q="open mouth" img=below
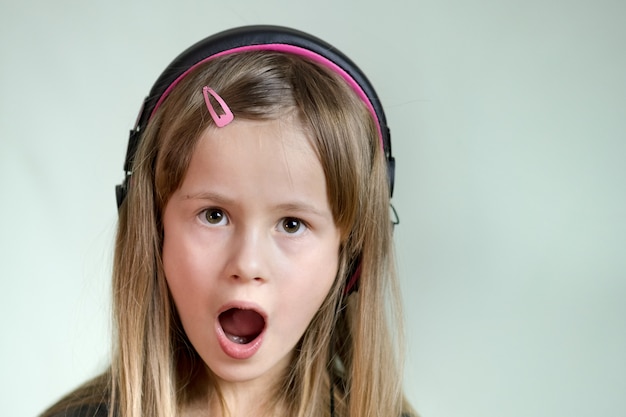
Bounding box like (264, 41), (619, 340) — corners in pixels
(218, 307), (266, 345)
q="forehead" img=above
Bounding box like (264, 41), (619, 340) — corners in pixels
(199, 116), (316, 165)
(178, 118), (327, 204)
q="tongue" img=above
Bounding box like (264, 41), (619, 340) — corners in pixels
(219, 308), (265, 344)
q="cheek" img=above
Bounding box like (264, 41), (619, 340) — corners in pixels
(276, 246), (340, 331)
(162, 229), (215, 317)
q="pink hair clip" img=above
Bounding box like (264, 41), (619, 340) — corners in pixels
(202, 86), (234, 127)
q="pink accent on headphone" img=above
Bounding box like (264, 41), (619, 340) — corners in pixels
(150, 44), (384, 148)
(202, 86), (234, 127)
(345, 263), (361, 295)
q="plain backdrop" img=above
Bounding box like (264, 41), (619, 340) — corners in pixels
(1, 0), (625, 416)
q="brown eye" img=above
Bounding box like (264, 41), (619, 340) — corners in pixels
(281, 218), (302, 234)
(204, 209), (226, 225)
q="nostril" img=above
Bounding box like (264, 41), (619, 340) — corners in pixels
(229, 274), (264, 282)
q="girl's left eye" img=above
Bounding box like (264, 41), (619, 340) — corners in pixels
(200, 208), (228, 226)
(280, 217), (306, 235)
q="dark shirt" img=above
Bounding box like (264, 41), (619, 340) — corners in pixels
(48, 402), (412, 417)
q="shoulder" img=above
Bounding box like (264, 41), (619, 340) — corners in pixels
(45, 403), (110, 417)
(40, 372), (112, 417)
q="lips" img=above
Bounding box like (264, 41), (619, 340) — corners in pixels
(216, 303), (266, 359)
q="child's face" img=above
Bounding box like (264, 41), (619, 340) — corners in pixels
(162, 118), (341, 390)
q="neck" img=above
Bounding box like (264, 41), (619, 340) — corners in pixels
(183, 363), (290, 417)
(210, 379), (279, 417)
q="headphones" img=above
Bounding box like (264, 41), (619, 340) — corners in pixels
(115, 25), (396, 293)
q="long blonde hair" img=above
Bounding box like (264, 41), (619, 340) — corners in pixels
(42, 51), (413, 417)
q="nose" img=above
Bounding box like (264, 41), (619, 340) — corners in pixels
(225, 226), (269, 284)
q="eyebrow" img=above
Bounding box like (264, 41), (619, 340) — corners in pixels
(182, 191), (234, 205)
(273, 202), (329, 219)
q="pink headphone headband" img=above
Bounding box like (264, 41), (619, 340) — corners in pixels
(150, 44), (384, 148)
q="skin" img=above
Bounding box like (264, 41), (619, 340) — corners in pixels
(162, 118), (341, 416)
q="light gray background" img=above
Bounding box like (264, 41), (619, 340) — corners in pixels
(1, 1), (625, 416)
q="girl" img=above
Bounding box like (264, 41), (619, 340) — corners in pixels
(42, 25), (414, 417)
